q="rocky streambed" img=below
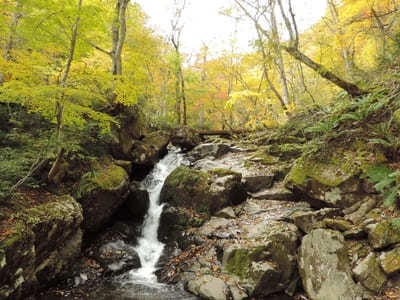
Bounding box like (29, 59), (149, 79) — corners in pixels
(2, 130), (400, 300)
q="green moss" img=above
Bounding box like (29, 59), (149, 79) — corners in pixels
(248, 152), (280, 166)
(209, 168), (241, 177)
(225, 246), (265, 279)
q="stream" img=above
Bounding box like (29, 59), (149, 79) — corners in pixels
(39, 148), (197, 300)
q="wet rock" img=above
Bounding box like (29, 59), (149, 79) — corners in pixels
(187, 275), (227, 300)
(198, 217), (234, 239)
(171, 126), (201, 151)
(158, 206), (205, 244)
(285, 142), (386, 209)
(353, 253), (387, 292)
(126, 181), (149, 219)
(0, 195), (83, 300)
(249, 182), (294, 201)
(379, 247), (400, 276)
(188, 143), (232, 161)
(215, 207), (236, 219)
(298, 229), (365, 300)
(292, 208), (342, 233)
(161, 166), (246, 216)
(95, 240), (141, 276)
(76, 159), (129, 232)
(365, 220), (400, 249)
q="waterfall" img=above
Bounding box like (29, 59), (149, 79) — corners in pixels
(127, 148), (186, 284)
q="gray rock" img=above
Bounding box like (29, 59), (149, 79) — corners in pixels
(187, 275), (227, 300)
(249, 182), (294, 201)
(365, 220), (400, 249)
(215, 207), (236, 219)
(345, 197), (377, 224)
(243, 173), (274, 193)
(188, 143), (232, 161)
(292, 208), (342, 233)
(379, 247), (400, 276)
(353, 253), (387, 292)
(298, 229), (365, 300)
(171, 126), (201, 151)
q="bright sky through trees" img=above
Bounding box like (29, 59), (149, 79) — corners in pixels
(134, 0), (327, 54)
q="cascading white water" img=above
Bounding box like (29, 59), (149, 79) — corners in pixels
(127, 148), (186, 284)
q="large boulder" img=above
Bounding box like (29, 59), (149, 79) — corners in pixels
(298, 229), (366, 300)
(187, 275), (228, 300)
(129, 131), (169, 166)
(187, 143), (232, 161)
(353, 253), (387, 292)
(285, 142), (386, 208)
(76, 159), (129, 232)
(170, 126), (201, 151)
(160, 166), (246, 216)
(0, 195), (83, 300)
(222, 221), (300, 297)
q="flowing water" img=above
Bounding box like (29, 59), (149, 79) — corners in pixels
(126, 148), (186, 284)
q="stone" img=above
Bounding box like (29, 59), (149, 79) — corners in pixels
(0, 195), (83, 300)
(298, 229), (365, 300)
(285, 142), (386, 209)
(222, 221), (299, 297)
(96, 240), (141, 276)
(130, 131), (169, 166)
(76, 159), (129, 232)
(215, 207), (236, 219)
(161, 166), (246, 216)
(346, 197), (377, 225)
(379, 247), (400, 276)
(292, 208), (342, 233)
(171, 126), (201, 151)
(126, 181), (149, 219)
(188, 143), (232, 161)
(187, 275), (227, 300)
(365, 220), (400, 249)
(249, 182), (295, 201)
(353, 253), (387, 292)
(324, 218), (353, 232)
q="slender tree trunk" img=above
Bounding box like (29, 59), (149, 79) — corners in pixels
(48, 0), (83, 183)
(256, 27), (288, 110)
(270, 0), (291, 106)
(111, 0), (129, 76)
(180, 65), (187, 125)
(1, 1), (22, 85)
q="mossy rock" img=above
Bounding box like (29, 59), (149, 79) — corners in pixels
(161, 166), (246, 216)
(285, 142), (386, 208)
(130, 131), (169, 166)
(379, 246), (400, 275)
(222, 221), (299, 297)
(76, 159), (129, 232)
(365, 219), (400, 249)
(0, 195), (83, 300)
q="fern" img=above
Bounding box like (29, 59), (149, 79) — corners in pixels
(366, 165), (400, 206)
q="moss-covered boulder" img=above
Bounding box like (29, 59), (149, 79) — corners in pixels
(130, 131), (169, 166)
(222, 221), (299, 297)
(292, 208), (342, 233)
(76, 159), (129, 232)
(379, 246), (400, 276)
(365, 219), (400, 249)
(170, 126), (201, 151)
(0, 195), (83, 300)
(353, 253), (387, 292)
(298, 229), (367, 300)
(161, 166), (246, 216)
(285, 142), (386, 208)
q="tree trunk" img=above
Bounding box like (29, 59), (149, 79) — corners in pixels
(48, 0), (83, 183)
(282, 45), (367, 97)
(1, 1), (22, 85)
(111, 0), (129, 76)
